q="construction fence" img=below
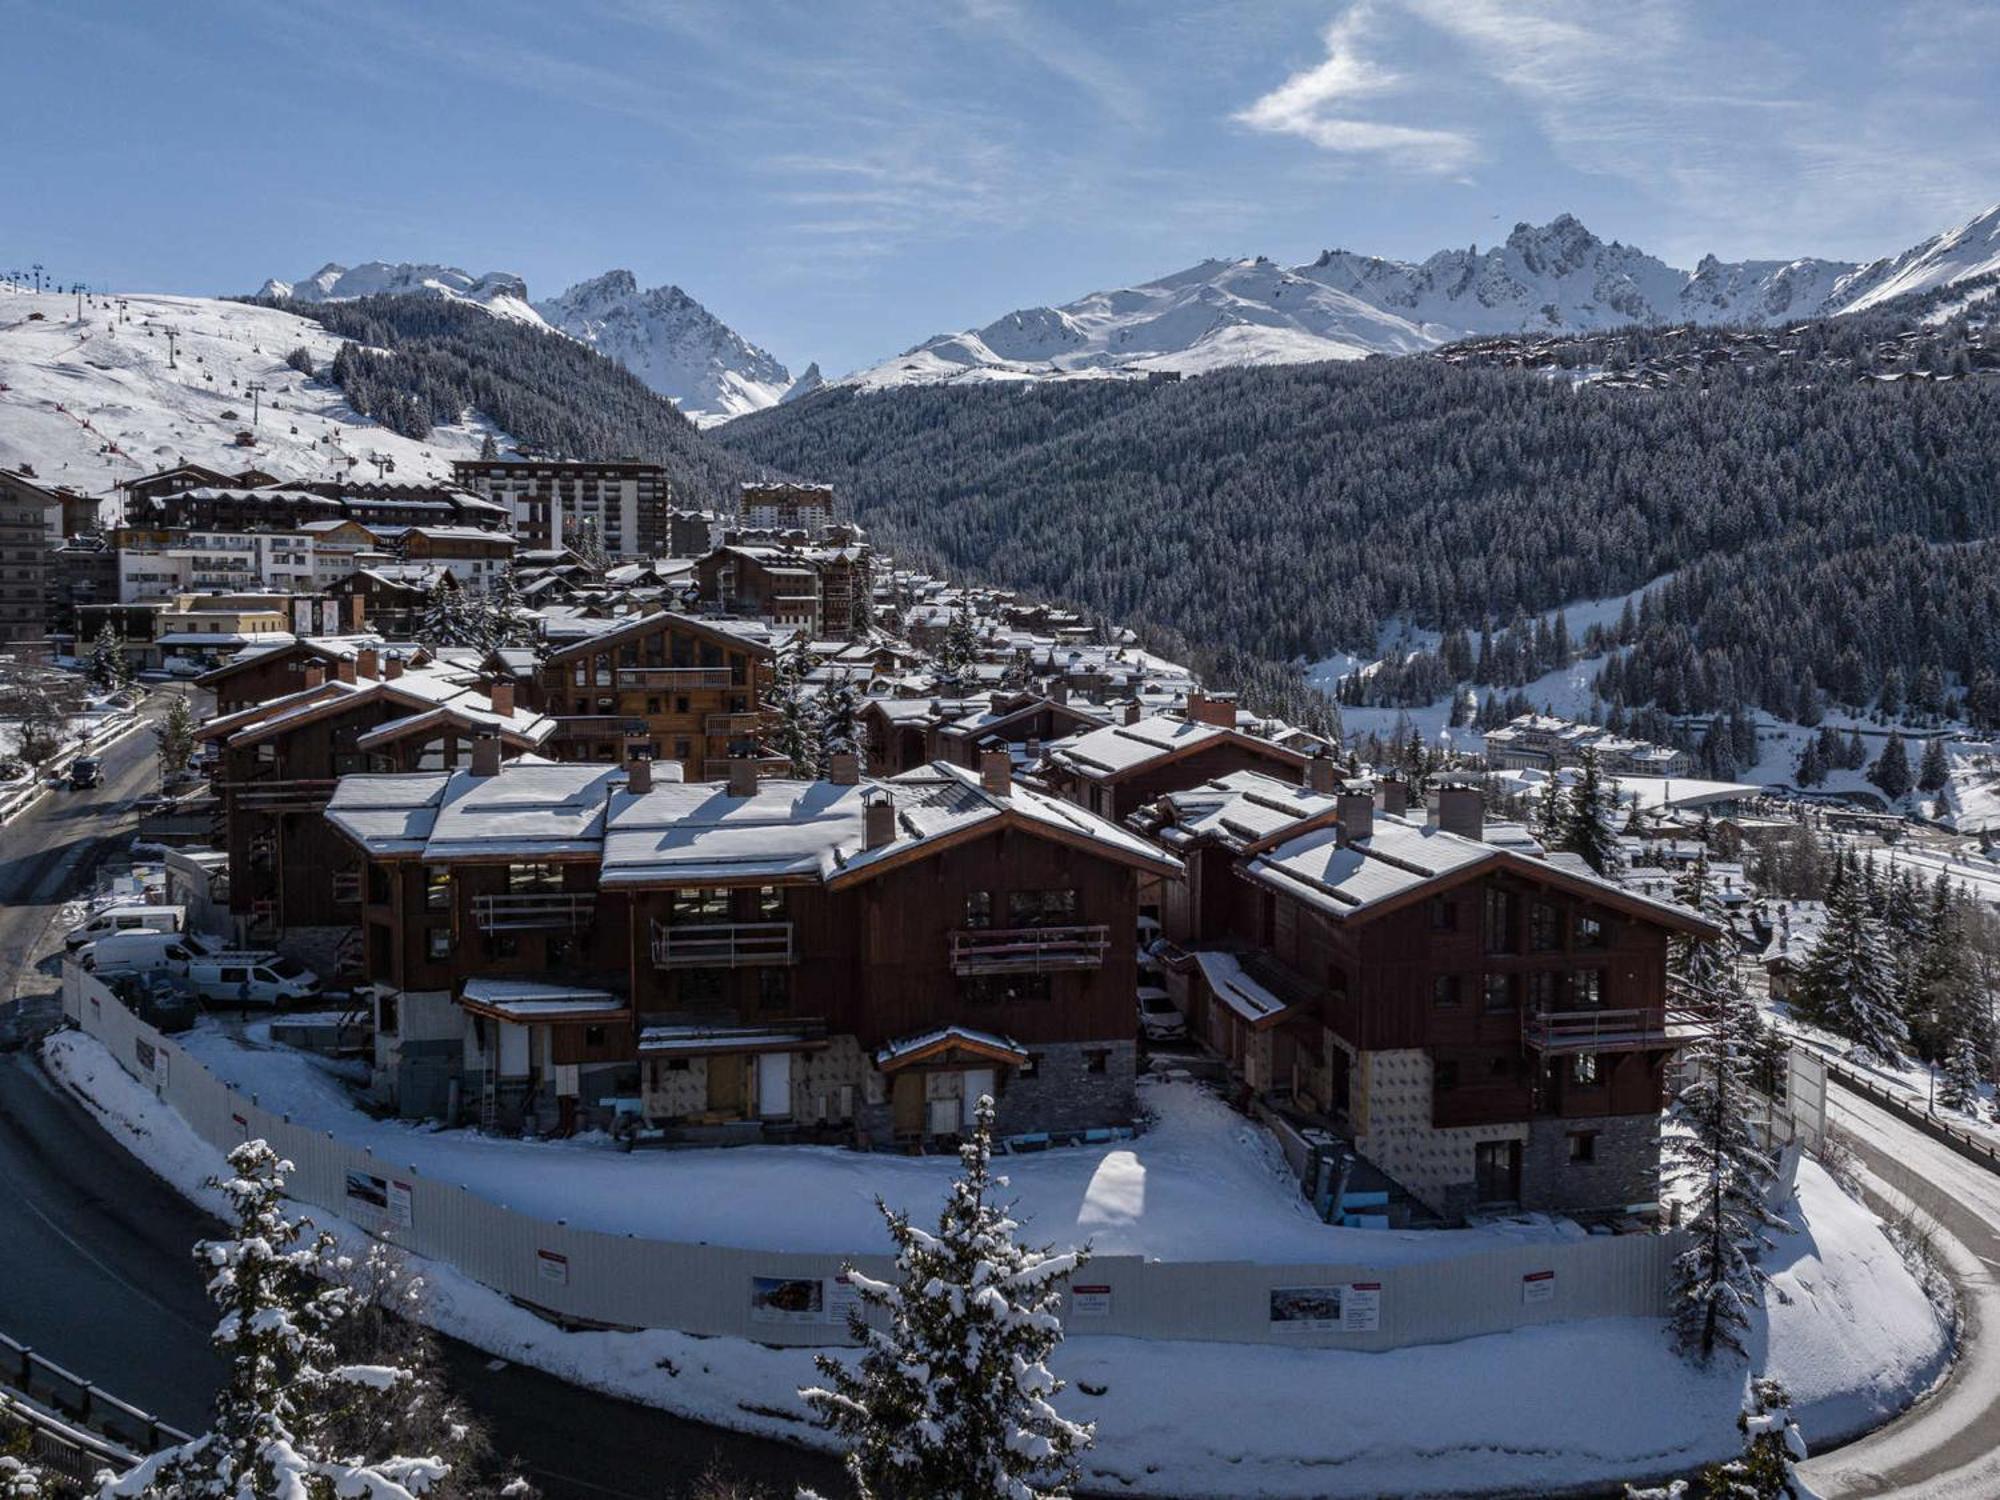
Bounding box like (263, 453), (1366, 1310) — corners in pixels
(65, 966), (1681, 1353)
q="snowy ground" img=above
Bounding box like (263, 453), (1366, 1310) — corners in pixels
(47, 1027), (1953, 1499)
(178, 1019), (1579, 1264)
(0, 285), (509, 497)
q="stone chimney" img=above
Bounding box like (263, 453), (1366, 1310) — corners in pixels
(979, 748), (1012, 797)
(1051, 680), (1070, 705)
(1437, 784), (1485, 842)
(334, 658), (356, 684)
(1337, 788), (1374, 846)
(1377, 775), (1408, 816)
(1304, 750), (1338, 795)
(355, 646), (379, 680)
(1187, 691), (1237, 729)
(383, 653), (404, 680)
(828, 750), (861, 786)
(728, 757), (759, 798)
(1025, 736), (1042, 764)
(488, 680), (515, 717)
(1123, 700), (1145, 727)
(864, 790), (897, 850)
(470, 734), (502, 778)
(303, 662), (327, 689)
(627, 757), (653, 795)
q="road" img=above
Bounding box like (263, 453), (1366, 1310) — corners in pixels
(1800, 1085), (2000, 1499)
(0, 691), (843, 1499)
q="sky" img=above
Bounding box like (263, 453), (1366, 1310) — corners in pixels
(4, 0), (1998, 379)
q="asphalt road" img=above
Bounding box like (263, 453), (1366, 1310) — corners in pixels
(1801, 1085), (2000, 1498)
(0, 691), (843, 1499)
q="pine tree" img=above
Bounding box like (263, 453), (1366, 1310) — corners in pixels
(764, 639), (822, 779)
(1793, 737), (1825, 788)
(801, 1097), (1091, 1500)
(1695, 1378), (1813, 1498)
(99, 1140), (447, 1499)
(1665, 857), (1782, 1363)
(88, 621), (129, 694)
(935, 603), (981, 692)
(477, 433), (499, 461)
(1917, 736), (1950, 794)
(155, 694), (196, 789)
(1535, 775), (1565, 848)
(419, 574), (463, 647)
(1938, 1037), (1987, 1117)
(1791, 876), (1907, 1064)
(1869, 732), (1912, 801)
(1556, 748), (1623, 874)
(816, 672), (864, 764)
(486, 568), (528, 650)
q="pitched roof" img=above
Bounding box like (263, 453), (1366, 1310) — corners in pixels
(1048, 715), (1308, 783)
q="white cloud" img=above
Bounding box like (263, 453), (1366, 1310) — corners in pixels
(1232, 3), (1479, 174)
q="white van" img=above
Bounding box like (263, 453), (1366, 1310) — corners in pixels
(185, 953), (320, 1008)
(77, 929), (225, 975)
(65, 905), (185, 952)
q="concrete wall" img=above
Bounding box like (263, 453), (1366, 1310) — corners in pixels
(67, 967), (1679, 1352)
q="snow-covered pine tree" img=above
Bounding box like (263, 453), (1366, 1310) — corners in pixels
(816, 673), (863, 765)
(1869, 732), (1911, 801)
(936, 603), (981, 692)
(1916, 736), (1950, 795)
(155, 693), (196, 789)
(1938, 1037), (1987, 1117)
(486, 567), (528, 650)
(571, 516), (610, 574)
(1790, 874), (1907, 1064)
(88, 621), (127, 693)
(1696, 1378), (1815, 1499)
(0, 1445), (44, 1498)
(1557, 748), (1623, 874)
(98, 1140), (446, 1500)
(801, 1096), (1092, 1500)
(1534, 775), (1564, 848)
(763, 639), (822, 779)
(1666, 857), (1782, 1363)
(419, 574), (463, 648)
(477, 433), (499, 461)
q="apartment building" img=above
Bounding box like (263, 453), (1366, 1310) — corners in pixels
(0, 469), (59, 647)
(451, 458), (669, 559)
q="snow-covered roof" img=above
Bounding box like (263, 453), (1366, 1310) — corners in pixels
(874, 1025), (1027, 1069)
(638, 1023), (827, 1057)
(1189, 950), (1295, 1027)
(197, 666), (554, 748)
(1049, 714), (1305, 782)
(459, 978), (627, 1021)
(1137, 769), (1340, 851)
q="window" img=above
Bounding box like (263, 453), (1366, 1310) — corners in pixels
(1576, 913), (1607, 949)
(1481, 973), (1516, 1013)
(674, 739), (691, 760)
(1525, 971), (1557, 1012)
(331, 869), (362, 904)
(1431, 974), (1462, 1008)
(486, 933), (519, 959)
(964, 891), (994, 930)
(757, 967), (789, 1012)
(585, 1025), (607, 1047)
(1085, 1049), (1110, 1075)
(1568, 1131), (1598, 1163)
(1433, 1059), (1460, 1092)
(1428, 896), (1457, 931)
(1529, 901), (1561, 952)
(1571, 1053), (1600, 1086)
(508, 863), (562, 893)
(675, 695), (691, 715)
(220, 967), (247, 985)
(645, 697), (661, 715)
(1483, 887), (1516, 954)
(676, 968), (726, 1008)
(1574, 970), (1603, 1009)
(426, 928), (450, 960)
(755, 886), (785, 920)
(670, 888), (731, 922)
(963, 974), (1052, 1004)
(377, 993), (399, 1034)
(1008, 889), (1079, 928)
(1488, 1055), (1515, 1077)
(425, 867), (451, 912)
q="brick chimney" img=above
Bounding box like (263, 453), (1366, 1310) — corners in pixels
(627, 757), (653, 795)
(864, 790), (896, 850)
(383, 653), (404, 680)
(334, 658), (356, 684)
(1436, 784), (1485, 842)
(303, 662), (327, 689)
(1337, 788), (1374, 846)
(1123, 700), (1145, 727)
(488, 680), (515, 717)
(1051, 680), (1070, 705)
(355, 646), (379, 680)
(1187, 691), (1237, 729)
(1377, 775), (1408, 816)
(828, 750), (861, 786)
(979, 748), (1012, 797)
(728, 757), (759, 798)
(1304, 749), (1338, 796)
(470, 734), (502, 778)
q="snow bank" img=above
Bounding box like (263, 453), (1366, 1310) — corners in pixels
(46, 1029), (1953, 1499)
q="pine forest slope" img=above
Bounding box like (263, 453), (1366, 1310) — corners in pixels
(720, 289), (2000, 723)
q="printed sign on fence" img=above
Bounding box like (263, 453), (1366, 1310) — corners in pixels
(1522, 1269), (1557, 1305)
(827, 1273), (863, 1324)
(1069, 1284), (1113, 1318)
(750, 1275), (825, 1324)
(343, 1170), (414, 1229)
(536, 1250), (569, 1286)
(1269, 1282), (1381, 1333)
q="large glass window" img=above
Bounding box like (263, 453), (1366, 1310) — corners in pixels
(507, 863), (563, 893)
(424, 867), (451, 912)
(1481, 973), (1516, 1013)
(964, 891), (994, 930)
(1483, 888), (1516, 954)
(963, 974), (1052, 1004)
(669, 888), (732, 922)
(1529, 901), (1562, 952)
(1008, 889), (1079, 928)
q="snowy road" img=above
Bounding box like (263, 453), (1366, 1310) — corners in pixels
(1801, 1086), (2000, 1498)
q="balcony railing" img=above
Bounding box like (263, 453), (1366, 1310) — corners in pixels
(552, 716), (650, 740)
(704, 712), (766, 737)
(950, 925), (1111, 975)
(652, 920), (795, 968)
(619, 666), (734, 689)
(222, 776), (341, 809)
(472, 891), (598, 932)
(1521, 1006), (1705, 1054)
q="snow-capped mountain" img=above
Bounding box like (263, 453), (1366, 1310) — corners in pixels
(532, 271), (792, 426)
(838, 204), (2000, 391)
(260, 262), (548, 327)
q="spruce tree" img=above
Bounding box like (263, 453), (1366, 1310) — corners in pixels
(1938, 1037), (1987, 1117)
(1790, 876), (1907, 1064)
(816, 672), (864, 764)
(1869, 732), (1911, 801)
(155, 694), (197, 788)
(763, 639), (822, 779)
(88, 621), (128, 693)
(419, 575), (463, 647)
(1917, 736), (1950, 794)
(99, 1141), (446, 1499)
(1556, 748), (1623, 874)
(801, 1097), (1091, 1500)
(1695, 1378), (1813, 1498)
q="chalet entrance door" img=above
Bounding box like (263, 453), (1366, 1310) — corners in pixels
(707, 1054), (747, 1116)
(1474, 1139), (1522, 1206)
(892, 1073), (926, 1134)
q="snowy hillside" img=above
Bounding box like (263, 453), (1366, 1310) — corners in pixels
(260, 261), (548, 327)
(0, 286), (511, 499)
(837, 204), (2000, 392)
(534, 270), (795, 425)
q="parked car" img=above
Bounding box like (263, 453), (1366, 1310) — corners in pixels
(185, 952), (320, 1008)
(69, 756), (103, 789)
(66, 904), (185, 951)
(76, 929), (224, 975)
(1138, 986), (1187, 1041)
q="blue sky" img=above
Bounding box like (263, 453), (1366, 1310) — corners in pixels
(4, 0), (1997, 377)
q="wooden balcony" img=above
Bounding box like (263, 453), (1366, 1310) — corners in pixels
(1520, 1006), (1705, 1054)
(471, 891), (598, 933)
(950, 925), (1111, 975)
(619, 666), (734, 689)
(704, 712), (765, 737)
(552, 716), (650, 741)
(651, 920), (795, 968)
(221, 776), (340, 809)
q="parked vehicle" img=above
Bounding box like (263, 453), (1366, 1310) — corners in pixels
(1138, 986), (1187, 1041)
(76, 929), (223, 974)
(65, 904), (184, 951)
(68, 756), (103, 789)
(185, 952), (320, 1007)
(103, 970), (202, 1034)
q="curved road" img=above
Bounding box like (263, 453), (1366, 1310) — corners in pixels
(1801, 1085), (2000, 1499)
(0, 692), (841, 1499)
